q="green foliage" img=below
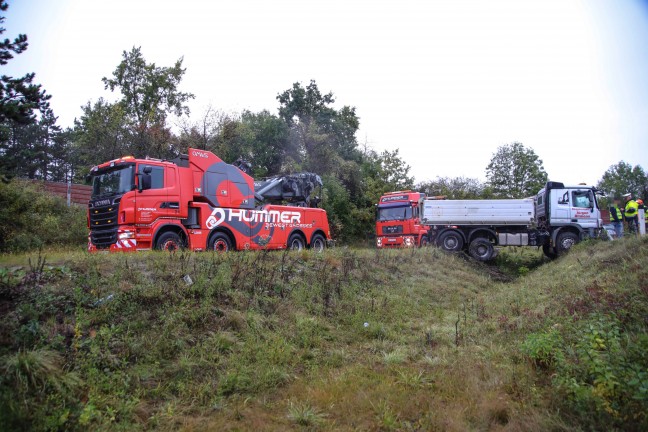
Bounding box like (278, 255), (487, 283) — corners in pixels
(485, 142), (548, 198)
(0, 179), (87, 252)
(71, 99), (130, 180)
(597, 161), (647, 201)
(521, 327), (563, 368)
(101, 46), (195, 158)
(1, 108), (71, 182)
(523, 316), (648, 429)
(276, 80), (361, 174)
(417, 176), (493, 199)
(0, 0), (51, 125)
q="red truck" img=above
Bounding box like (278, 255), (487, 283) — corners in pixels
(87, 148), (331, 252)
(375, 190), (430, 248)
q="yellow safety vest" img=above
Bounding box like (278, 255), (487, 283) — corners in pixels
(625, 200), (639, 217)
(610, 205), (622, 222)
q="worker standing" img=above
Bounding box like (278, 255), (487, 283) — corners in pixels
(624, 193), (639, 235)
(638, 199), (647, 235)
(609, 197), (624, 238)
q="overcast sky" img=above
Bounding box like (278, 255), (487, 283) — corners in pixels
(4, 0), (648, 184)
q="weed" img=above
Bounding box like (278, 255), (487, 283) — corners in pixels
(287, 401), (327, 426)
(382, 349), (407, 365)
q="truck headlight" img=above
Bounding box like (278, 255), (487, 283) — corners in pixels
(118, 231), (134, 239)
(376, 237), (383, 247)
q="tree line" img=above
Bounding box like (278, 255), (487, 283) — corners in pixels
(1, 2), (646, 242)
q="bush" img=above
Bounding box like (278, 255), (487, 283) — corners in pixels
(0, 180), (87, 252)
(522, 315), (648, 429)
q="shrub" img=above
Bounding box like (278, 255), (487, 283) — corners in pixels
(522, 315), (648, 429)
(0, 180), (87, 252)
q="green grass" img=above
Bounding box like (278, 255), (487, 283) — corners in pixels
(0, 238), (647, 431)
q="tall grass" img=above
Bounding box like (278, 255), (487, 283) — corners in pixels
(0, 237), (646, 430)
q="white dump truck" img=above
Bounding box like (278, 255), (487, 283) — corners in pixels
(420, 182), (603, 260)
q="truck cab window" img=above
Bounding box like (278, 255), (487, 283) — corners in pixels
(572, 190), (593, 208)
(377, 206), (413, 221)
(139, 165), (164, 189)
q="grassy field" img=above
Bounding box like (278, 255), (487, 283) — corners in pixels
(1, 238), (647, 431)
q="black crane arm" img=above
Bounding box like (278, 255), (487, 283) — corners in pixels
(254, 172), (323, 207)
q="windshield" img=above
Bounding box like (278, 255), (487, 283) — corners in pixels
(377, 205), (413, 221)
(91, 165), (134, 198)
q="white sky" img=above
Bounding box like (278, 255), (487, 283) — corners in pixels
(4, 0), (648, 184)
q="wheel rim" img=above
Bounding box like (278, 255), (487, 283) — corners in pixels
(474, 244), (489, 257)
(312, 238), (324, 252)
(290, 238), (303, 250)
(444, 236), (458, 250)
(163, 240), (178, 251)
(213, 239), (228, 252)
(561, 237), (575, 250)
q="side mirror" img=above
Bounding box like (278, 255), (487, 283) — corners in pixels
(138, 173), (152, 192)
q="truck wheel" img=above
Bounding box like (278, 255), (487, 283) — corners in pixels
(420, 236), (429, 247)
(557, 231), (579, 254)
(208, 232), (232, 252)
(288, 233), (305, 251)
(468, 238), (494, 261)
(542, 243), (557, 259)
(437, 230), (464, 252)
(156, 232), (184, 251)
(310, 234), (326, 252)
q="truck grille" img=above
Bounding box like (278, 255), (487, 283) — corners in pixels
(382, 225), (403, 234)
(89, 200), (119, 249)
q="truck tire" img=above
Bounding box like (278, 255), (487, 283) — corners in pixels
(310, 234), (326, 252)
(468, 238), (494, 261)
(556, 231), (579, 254)
(288, 233), (305, 251)
(420, 236), (429, 247)
(542, 243), (557, 259)
(437, 230), (464, 252)
(156, 232), (184, 251)
(208, 232), (232, 252)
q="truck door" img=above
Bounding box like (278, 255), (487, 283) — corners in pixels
(569, 189), (599, 229)
(135, 164), (174, 225)
(550, 189), (571, 225)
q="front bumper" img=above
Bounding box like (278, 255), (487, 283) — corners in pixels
(376, 236), (416, 248)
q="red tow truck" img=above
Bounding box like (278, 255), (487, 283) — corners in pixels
(87, 149), (331, 252)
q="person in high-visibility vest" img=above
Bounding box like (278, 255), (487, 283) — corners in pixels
(638, 199), (647, 226)
(609, 197), (624, 238)
(624, 193), (639, 234)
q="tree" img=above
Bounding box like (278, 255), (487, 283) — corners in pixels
(485, 142), (548, 198)
(417, 176), (491, 199)
(597, 161), (647, 200)
(102, 46), (194, 157)
(276, 80), (361, 174)
(0, 107), (69, 181)
(362, 148), (414, 203)
(0, 0), (50, 124)
(71, 98), (130, 180)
